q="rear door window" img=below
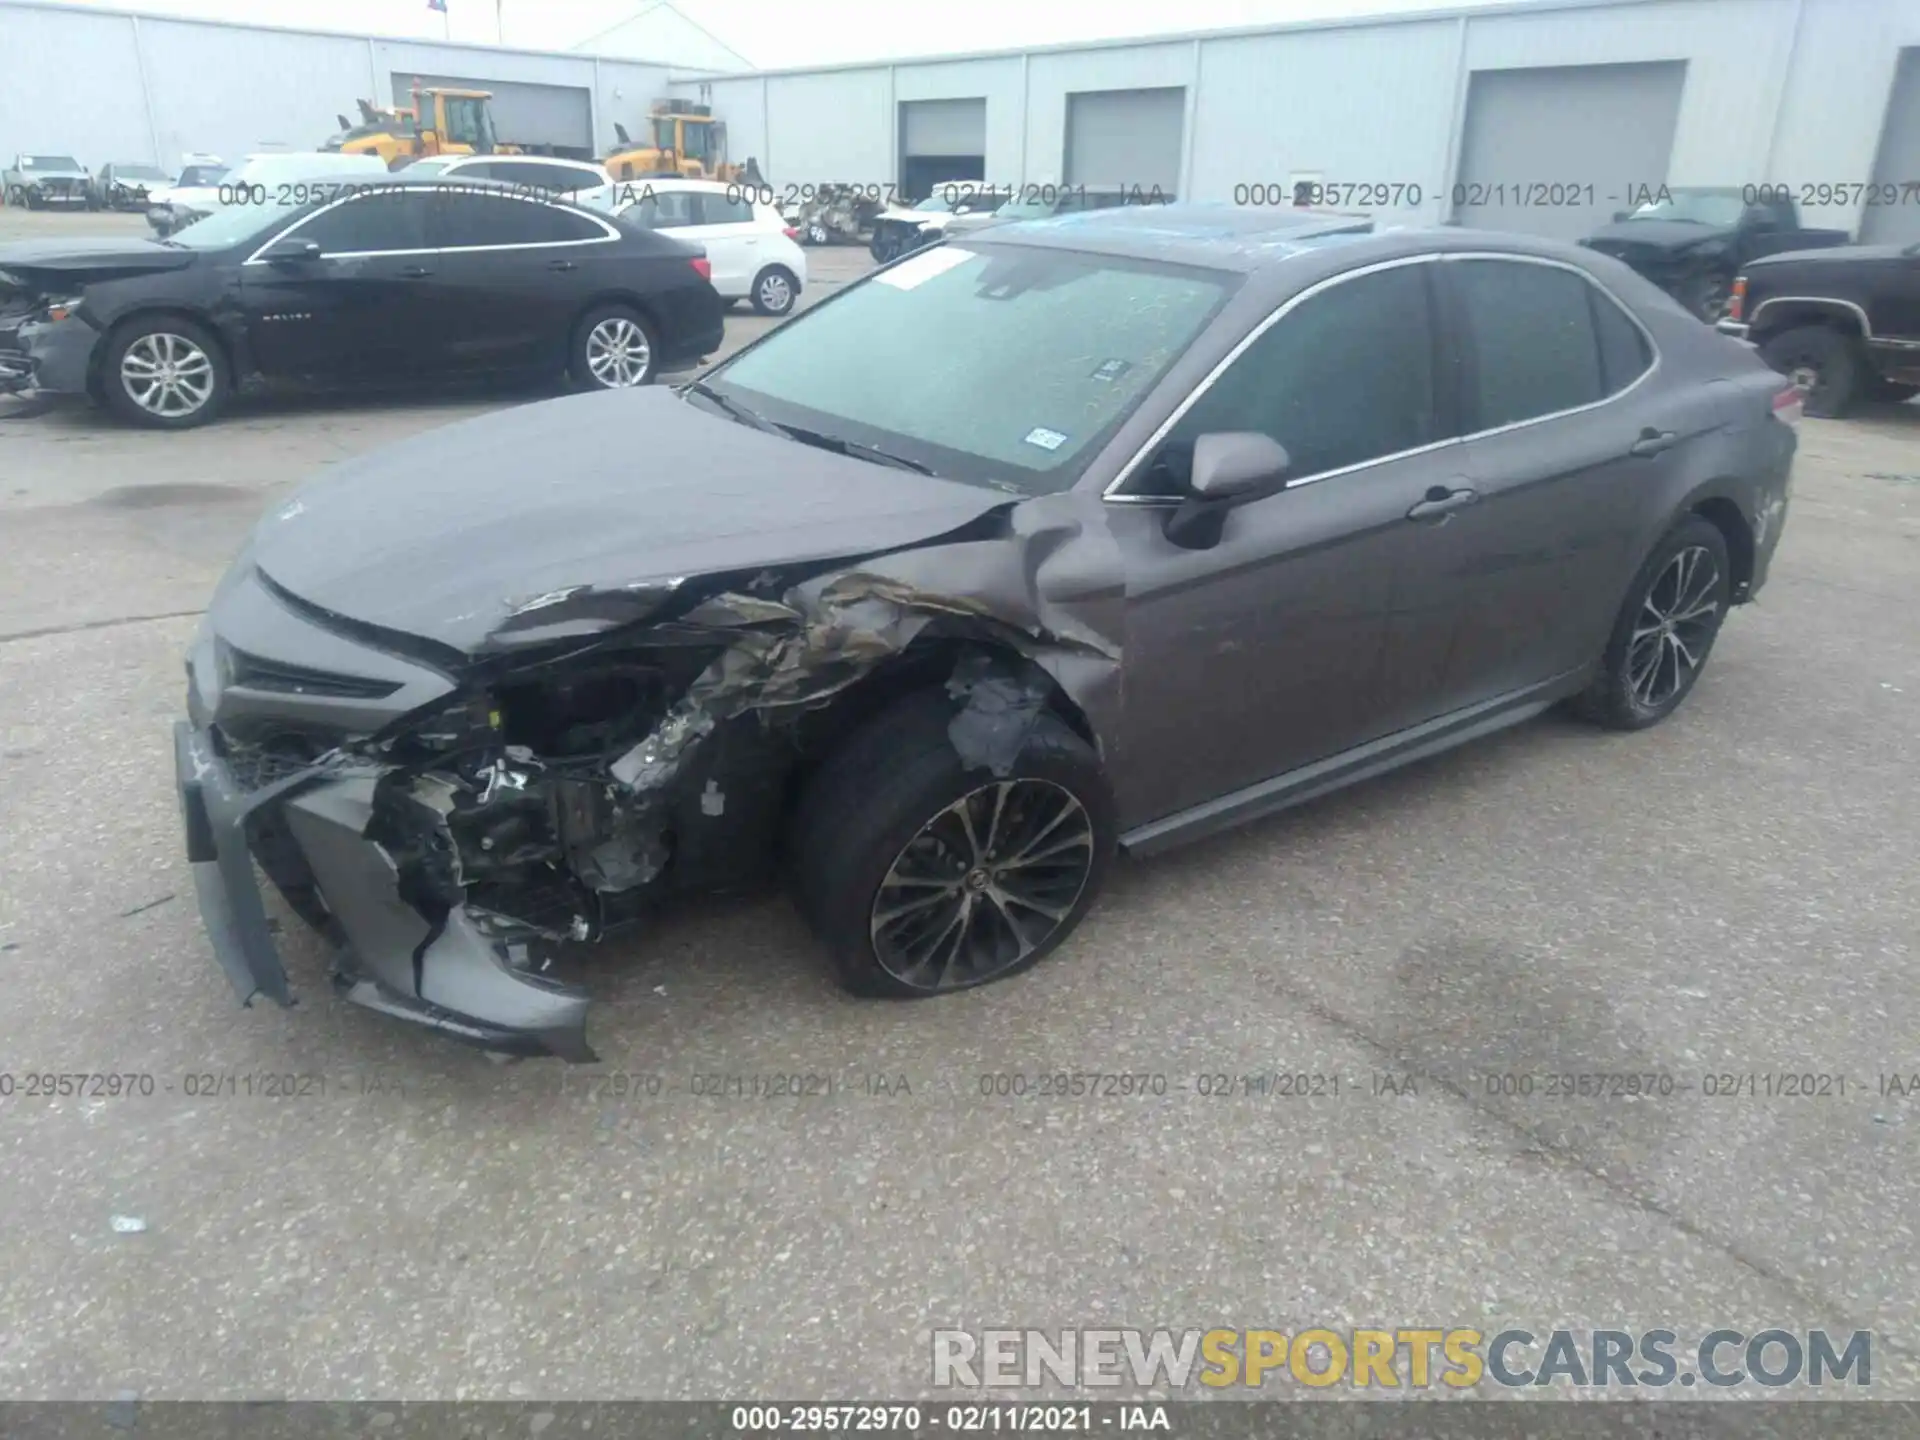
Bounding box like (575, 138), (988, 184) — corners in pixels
(433, 190), (607, 247)
(1590, 286), (1654, 395)
(628, 189), (698, 230)
(695, 194), (754, 225)
(1451, 259), (1606, 430)
(288, 189), (431, 255)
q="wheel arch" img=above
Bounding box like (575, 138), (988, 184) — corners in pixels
(1688, 493), (1757, 602)
(781, 635), (1100, 818)
(1746, 297), (1868, 347)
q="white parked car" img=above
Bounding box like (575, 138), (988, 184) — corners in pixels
(401, 154), (613, 200)
(148, 151), (387, 236)
(609, 177), (806, 317)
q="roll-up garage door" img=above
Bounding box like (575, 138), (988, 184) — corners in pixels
(1861, 48), (1920, 246)
(899, 98), (986, 200)
(1452, 62), (1686, 241)
(393, 73), (593, 157)
(1064, 87), (1184, 196)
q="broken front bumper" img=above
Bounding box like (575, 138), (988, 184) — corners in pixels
(173, 719), (596, 1061)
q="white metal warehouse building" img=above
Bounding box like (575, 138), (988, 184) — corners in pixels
(3, 0), (1919, 244)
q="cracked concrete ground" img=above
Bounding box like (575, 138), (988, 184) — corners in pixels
(0, 210), (1916, 1402)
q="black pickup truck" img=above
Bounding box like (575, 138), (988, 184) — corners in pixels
(1716, 242), (1920, 416)
(1580, 186), (1851, 322)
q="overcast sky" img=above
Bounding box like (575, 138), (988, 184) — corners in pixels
(35, 0), (1515, 68)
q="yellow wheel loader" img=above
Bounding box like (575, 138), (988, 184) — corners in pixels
(602, 101), (765, 186)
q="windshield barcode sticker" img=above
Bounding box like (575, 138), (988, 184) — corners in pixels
(1023, 427), (1068, 452)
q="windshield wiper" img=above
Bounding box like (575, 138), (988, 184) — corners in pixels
(680, 378), (785, 435)
(779, 425), (939, 475)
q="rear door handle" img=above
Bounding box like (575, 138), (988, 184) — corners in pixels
(547, 259), (577, 272)
(1629, 427), (1680, 457)
(1406, 485), (1479, 522)
(398, 265), (433, 278)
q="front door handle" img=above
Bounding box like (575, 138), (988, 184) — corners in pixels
(547, 259), (577, 272)
(1629, 427), (1679, 457)
(398, 265), (433, 279)
(1406, 485), (1479, 522)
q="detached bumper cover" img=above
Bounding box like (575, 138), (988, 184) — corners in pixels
(173, 720), (595, 1061)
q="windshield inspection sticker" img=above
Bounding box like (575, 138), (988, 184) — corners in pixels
(1023, 427), (1069, 452)
(872, 246), (974, 290)
(1090, 358), (1133, 383)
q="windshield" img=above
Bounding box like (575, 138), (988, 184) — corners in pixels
(993, 198), (1054, 220)
(403, 158), (456, 176)
(116, 165), (171, 181)
(1627, 188), (1747, 226)
(915, 195), (955, 213)
(166, 203), (293, 250)
(27, 156), (82, 171)
(703, 244), (1234, 494)
(176, 164), (226, 187)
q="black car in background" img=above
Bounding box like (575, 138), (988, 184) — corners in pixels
(0, 179), (725, 428)
(1718, 240), (1920, 416)
(91, 162), (176, 212)
(1580, 187), (1850, 323)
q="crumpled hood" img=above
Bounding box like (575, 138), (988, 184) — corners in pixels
(1582, 218), (1724, 253)
(0, 237), (199, 280)
(250, 386), (1016, 656)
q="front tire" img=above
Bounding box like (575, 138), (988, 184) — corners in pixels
(99, 316), (230, 429)
(570, 304), (658, 389)
(1572, 515), (1731, 731)
(749, 265), (798, 316)
(1760, 325), (1861, 418)
(789, 691), (1116, 998)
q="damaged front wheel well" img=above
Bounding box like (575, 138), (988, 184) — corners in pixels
(785, 639), (1096, 789)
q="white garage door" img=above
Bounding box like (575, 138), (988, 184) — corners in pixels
(900, 99), (985, 158)
(1862, 48), (1920, 246)
(393, 73), (592, 156)
(1453, 62), (1686, 241)
(1064, 88), (1184, 196)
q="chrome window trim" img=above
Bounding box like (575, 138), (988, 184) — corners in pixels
(1747, 294), (1873, 339)
(1102, 249), (1663, 506)
(242, 188), (620, 265)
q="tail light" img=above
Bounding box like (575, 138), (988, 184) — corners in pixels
(689, 257), (711, 281)
(1772, 383), (1803, 428)
(783, 225), (799, 240)
(1728, 275), (1747, 323)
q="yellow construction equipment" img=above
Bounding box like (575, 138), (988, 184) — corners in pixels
(602, 100), (763, 184)
(323, 85), (518, 170)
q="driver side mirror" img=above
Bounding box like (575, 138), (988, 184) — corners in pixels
(261, 236), (323, 264)
(1163, 432), (1292, 550)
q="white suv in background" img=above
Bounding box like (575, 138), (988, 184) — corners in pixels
(402, 154), (613, 199)
(609, 178), (807, 316)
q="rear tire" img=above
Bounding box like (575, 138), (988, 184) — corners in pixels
(99, 315), (230, 430)
(1759, 325), (1861, 419)
(569, 304), (659, 389)
(1571, 515), (1731, 732)
(749, 265), (798, 316)
(789, 690), (1116, 999)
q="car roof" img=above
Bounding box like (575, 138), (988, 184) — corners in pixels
(445, 154), (605, 171)
(973, 204), (1600, 275)
(632, 177), (733, 195)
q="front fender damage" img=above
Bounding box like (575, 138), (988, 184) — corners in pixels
(247, 499), (1126, 1060)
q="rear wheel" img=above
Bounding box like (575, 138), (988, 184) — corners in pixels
(789, 691), (1116, 998)
(749, 265), (798, 316)
(570, 305), (658, 389)
(1759, 325), (1861, 418)
(1572, 515), (1732, 731)
(100, 316), (230, 429)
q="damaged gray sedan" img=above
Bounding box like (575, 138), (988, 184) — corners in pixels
(175, 206), (1798, 1060)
